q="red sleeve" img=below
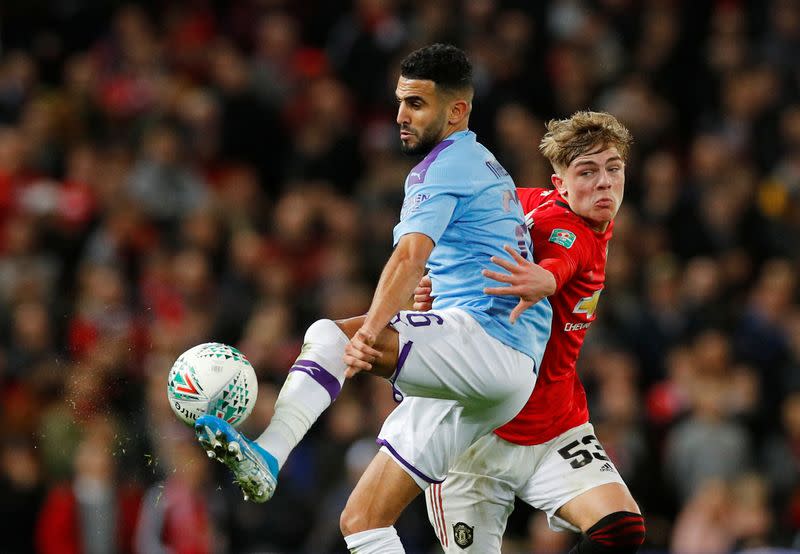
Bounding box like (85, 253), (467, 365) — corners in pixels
(530, 219), (593, 293)
(539, 257), (575, 293)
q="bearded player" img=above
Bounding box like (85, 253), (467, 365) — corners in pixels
(193, 44), (554, 553)
(415, 111), (645, 553)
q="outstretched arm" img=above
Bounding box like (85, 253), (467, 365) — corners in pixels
(344, 232), (434, 377)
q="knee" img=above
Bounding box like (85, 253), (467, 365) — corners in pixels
(583, 511), (645, 553)
(305, 318), (348, 346)
(332, 316), (362, 339)
(340, 503), (368, 536)
(340, 495), (397, 536)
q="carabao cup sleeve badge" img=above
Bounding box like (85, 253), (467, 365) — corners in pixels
(549, 228), (576, 249)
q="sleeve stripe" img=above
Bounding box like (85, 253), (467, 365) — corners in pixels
(524, 210), (535, 229)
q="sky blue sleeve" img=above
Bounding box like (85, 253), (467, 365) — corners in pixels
(393, 176), (460, 246)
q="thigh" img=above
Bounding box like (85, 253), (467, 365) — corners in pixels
(516, 423), (630, 532)
(426, 434), (531, 553)
(389, 309), (535, 412)
(341, 451), (422, 534)
(427, 474), (512, 553)
(556, 482), (640, 532)
(378, 393), (531, 489)
(377, 396), (466, 488)
(376, 310), (535, 489)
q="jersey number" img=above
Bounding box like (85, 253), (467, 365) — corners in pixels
(392, 312), (444, 327)
(557, 434), (610, 469)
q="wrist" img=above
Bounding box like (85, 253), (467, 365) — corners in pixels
(358, 323), (382, 341)
(546, 270), (557, 295)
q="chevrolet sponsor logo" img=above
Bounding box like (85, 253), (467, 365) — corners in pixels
(564, 321), (593, 332)
(572, 289), (602, 319)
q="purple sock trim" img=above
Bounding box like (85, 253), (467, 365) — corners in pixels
(290, 359), (341, 402)
(376, 437), (443, 484)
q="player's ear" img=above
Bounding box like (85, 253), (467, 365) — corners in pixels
(551, 174), (567, 196)
(448, 98), (470, 125)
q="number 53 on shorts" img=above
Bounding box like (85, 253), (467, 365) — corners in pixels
(557, 434), (611, 469)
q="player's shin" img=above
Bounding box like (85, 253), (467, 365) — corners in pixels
(255, 319), (348, 467)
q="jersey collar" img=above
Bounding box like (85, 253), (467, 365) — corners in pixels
(442, 129), (472, 142)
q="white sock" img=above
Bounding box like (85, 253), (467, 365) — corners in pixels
(256, 319), (348, 467)
(344, 526), (405, 553)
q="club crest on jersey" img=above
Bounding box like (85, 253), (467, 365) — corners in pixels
(549, 228), (576, 249)
(453, 522), (474, 549)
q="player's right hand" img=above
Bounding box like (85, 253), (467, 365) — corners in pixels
(344, 327), (383, 378)
(413, 274), (434, 311)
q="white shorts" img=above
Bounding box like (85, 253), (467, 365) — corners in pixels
(377, 308), (536, 490)
(425, 422), (628, 552)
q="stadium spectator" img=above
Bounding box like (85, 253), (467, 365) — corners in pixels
(36, 416), (142, 554)
(0, 436), (44, 554)
(134, 431), (218, 554)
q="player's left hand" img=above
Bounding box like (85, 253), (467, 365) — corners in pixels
(413, 274), (434, 311)
(344, 327), (383, 378)
(483, 245), (557, 324)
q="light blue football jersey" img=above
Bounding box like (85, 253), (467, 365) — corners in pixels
(393, 130), (552, 367)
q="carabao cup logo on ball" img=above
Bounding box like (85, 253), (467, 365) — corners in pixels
(167, 342), (258, 428)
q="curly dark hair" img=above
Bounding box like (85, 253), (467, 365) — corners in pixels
(399, 43), (472, 92)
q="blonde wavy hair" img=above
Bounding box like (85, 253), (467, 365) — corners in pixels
(539, 111), (633, 173)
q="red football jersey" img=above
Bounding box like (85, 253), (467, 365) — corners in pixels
(494, 187), (612, 445)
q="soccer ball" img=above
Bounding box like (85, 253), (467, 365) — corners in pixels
(167, 342), (258, 427)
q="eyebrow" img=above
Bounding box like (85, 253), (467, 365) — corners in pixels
(396, 95), (425, 104)
(572, 156), (623, 168)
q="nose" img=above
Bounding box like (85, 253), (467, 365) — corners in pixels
(597, 169), (612, 189)
(397, 103), (409, 126)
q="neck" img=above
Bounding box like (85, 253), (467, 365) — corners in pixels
(441, 122), (468, 141)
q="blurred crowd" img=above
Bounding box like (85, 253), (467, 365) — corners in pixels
(0, 0), (799, 553)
